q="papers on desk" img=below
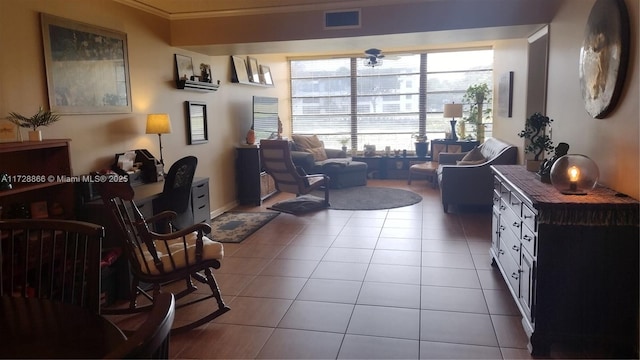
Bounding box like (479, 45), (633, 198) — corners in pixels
(117, 151), (136, 172)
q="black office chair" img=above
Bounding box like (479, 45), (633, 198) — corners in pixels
(153, 156), (197, 230)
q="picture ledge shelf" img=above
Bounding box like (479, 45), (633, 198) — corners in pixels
(231, 79), (274, 88)
(176, 79), (220, 92)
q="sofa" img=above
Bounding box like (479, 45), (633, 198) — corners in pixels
(437, 137), (517, 213)
(289, 135), (367, 189)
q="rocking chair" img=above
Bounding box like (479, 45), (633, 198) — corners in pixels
(260, 139), (330, 206)
(97, 180), (229, 333)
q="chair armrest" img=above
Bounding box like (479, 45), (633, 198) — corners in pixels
(146, 210), (176, 224)
(325, 149), (347, 158)
(150, 222), (212, 240)
(439, 152), (466, 165)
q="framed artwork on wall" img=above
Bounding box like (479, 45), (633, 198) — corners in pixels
(259, 65), (274, 86)
(231, 56), (250, 83)
(247, 57), (260, 83)
(186, 101), (208, 145)
(175, 54), (195, 81)
(579, 0), (630, 119)
(0, 120), (19, 143)
(40, 13), (132, 114)
(498, 71), (514, 118)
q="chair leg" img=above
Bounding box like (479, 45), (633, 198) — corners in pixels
(408, 172), (412, 185)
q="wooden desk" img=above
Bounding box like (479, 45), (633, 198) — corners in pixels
(0, 297), (126, 358)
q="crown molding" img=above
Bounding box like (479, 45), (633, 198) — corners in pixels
(115, 0), (437, 20)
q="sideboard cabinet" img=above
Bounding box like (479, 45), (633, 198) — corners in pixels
(490, 165), (638, 356)
(236, 146), (276, 205)
(0, 140), (75, 220)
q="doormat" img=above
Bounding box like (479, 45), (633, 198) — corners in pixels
(210, 211), (279, 243)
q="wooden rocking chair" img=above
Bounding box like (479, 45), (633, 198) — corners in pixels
(97, 180), (229, 333)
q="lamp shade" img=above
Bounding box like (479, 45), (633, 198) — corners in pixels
(146, 114), (172, 134)
(443, 103), (463, 118)
(550, 154), (599, 195)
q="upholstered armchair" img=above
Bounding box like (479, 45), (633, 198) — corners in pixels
(437, 137), (517, 212)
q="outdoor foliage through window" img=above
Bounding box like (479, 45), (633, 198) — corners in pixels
(290, 49), (493, 153)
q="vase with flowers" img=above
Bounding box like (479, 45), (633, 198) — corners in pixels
(6, 106), (61, 141)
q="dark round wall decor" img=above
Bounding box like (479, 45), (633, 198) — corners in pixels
(579, 0), (630, 119)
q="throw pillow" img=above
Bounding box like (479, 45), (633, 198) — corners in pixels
(292, 134), (323, 151)
(461, 146), (485, 162)
(306, 147), (328, 161)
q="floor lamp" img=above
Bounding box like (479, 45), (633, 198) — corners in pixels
(146, 113), (172, 166)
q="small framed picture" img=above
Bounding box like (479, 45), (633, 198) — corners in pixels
(0, 120), (19, 143)
(30, 201), (49, 219)
(259, 65), (273, 86)
(175, 54), (195, 81)
(247, 57), (260, 83)
(231, 56), (249, 83)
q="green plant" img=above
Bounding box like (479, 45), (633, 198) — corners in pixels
(7, 106), (61, 131)
(462, 83), (492, 142)
(518, 112), (554, 161)
(339, 137), (350, 146)
(412, 133), (427, 142)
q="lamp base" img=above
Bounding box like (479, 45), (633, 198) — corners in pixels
(559, 189), (587, 195)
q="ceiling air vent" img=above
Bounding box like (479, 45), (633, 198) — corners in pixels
(324, 9), (361, 30)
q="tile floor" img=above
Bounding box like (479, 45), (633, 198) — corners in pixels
(112, 179), (600, 359)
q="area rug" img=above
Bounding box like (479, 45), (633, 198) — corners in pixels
(268, 187), (423, 214)
(313, 186), (422, 210)
(210, 211), (279, 243)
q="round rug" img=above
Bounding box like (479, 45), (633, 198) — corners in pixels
(313, 186), (422, 210)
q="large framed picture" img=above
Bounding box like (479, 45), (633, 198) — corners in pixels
(186, 101), (208, 145)
(41, 14), (132, 114)
(175, 54), (195, 81)
(247, 57), (260, 83)
(231, 56), (249, 83)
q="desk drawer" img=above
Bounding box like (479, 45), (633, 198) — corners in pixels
(191, 179), (210, 224)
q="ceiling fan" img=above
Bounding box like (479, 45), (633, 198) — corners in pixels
(363, 48), (384, 67)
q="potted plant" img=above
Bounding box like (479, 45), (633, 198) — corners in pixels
(7, 106), (61, 141)
(339, 137), (350, 152)
(518, 112), (554, 171)
(412, 133), (428, 158)
(462, 83), (492, 143)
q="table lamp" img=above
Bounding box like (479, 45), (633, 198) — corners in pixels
(444, 103), (463, 141)
(146, 113), (172, 165)
(550, 154), (599, 195)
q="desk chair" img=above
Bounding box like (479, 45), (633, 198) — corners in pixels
(153, 156), (197, 230)
(408, 142), (461, 188)
(0, 219), (104, 314)
(260, 139), (330, 206)
(97, 180), (229, 333)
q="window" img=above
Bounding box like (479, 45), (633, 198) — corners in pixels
(290, 49), (493, 152)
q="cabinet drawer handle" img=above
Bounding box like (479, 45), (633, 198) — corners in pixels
(500, 205), (506, 210)
(511, 272), (520, 280)
(501, 190), (509, 194)
(499, 249), (505, 255)
(524, 214), (533, 219)
(512, 245), (519, 252)
(196, 183), (205, 188)
(198, 205), (206, 210)
(512, 222), (520, 228)
(499, 225), (505, 231)
(197, 195), (205, 199)
(511, 201), (520, 206)
(523, 234), (532, 242)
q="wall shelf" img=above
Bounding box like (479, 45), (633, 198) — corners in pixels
(230, 79), (274, 88)
(176, 79), (220, 92)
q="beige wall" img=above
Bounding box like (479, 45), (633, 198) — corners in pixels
(1, 0), (638, 214)
(0, 0), (287, 214)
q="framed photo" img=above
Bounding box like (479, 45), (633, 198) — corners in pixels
(497, 71), (514, 118)
(247, 57), (260, 83)
(231, 56), (249, 83)
(30, 201), (49, 219)
(186, 101), (208, 145)
(175, 54), (195, 81)
(0, 120), (19, 143)
(41, 14), (131, 114)
(259, 65), (273, 86)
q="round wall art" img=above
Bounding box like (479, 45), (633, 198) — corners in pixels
(579, 0), (630, 119)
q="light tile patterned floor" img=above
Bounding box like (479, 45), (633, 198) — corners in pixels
(111, 179), (599, 359)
